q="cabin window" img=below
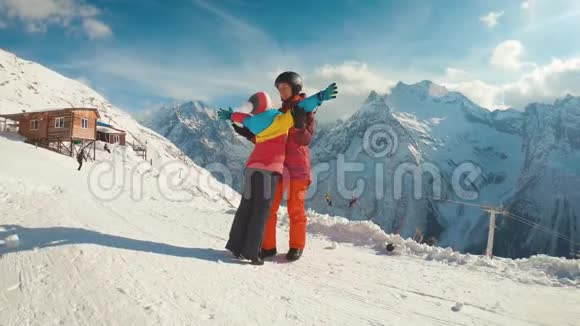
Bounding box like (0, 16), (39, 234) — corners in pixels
(55, 117), (65, 128)
(113, 135), (120, 144)
(81, 118), (89, 129)
(30, 120), (39, 130)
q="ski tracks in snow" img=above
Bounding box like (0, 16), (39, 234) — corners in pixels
(2, 187), (579, 325)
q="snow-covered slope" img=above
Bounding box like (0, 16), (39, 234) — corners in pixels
(2, 128), (579, 326)
(0, 48), (235, 206)
(138, 101), (251, 191)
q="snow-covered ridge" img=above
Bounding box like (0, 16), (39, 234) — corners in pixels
(302, 210), (580, 288)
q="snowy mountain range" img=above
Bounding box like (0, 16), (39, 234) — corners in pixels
(318, 81), (580, 259)
(138, 101), (251, 190)
(141, 80), (580, 259)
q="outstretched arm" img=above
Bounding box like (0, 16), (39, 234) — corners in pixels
(231, 112), (251, 124)
(218, 108), (260, 133)
(297, 83), (338, 112)
(218, 107), (292, 135)
(232, 123), (256, 144)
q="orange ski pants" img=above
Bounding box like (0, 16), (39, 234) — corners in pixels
(261, 179), (310, 250)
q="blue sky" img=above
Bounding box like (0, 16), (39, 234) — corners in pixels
(1, 0), (579, 121)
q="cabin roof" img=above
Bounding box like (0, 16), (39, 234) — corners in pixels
(0, 108), (101, 120)
(97, 126), (126, 134)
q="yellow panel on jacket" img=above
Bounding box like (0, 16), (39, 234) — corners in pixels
(255, 110), (294, 143)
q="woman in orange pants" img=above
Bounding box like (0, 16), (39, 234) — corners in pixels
(261, 72), (316, 262)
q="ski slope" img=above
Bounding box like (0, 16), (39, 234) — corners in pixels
(1, 133), (579, 326)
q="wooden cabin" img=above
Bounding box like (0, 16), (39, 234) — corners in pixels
(0, 108), (100, 158)
(96, 121), (126, 145)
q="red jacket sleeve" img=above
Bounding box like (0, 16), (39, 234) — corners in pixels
(231, 112), (250, 124)
(293, 113), (316, 146)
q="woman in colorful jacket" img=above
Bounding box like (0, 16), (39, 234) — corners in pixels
(219, 79), (338, 265)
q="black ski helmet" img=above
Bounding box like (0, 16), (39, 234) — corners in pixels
(275, 71), (303, 96)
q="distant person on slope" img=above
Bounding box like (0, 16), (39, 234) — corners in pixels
(348, 193), (358, 208)
(325, 192), (333, 207)
(77, 147), (86, 171)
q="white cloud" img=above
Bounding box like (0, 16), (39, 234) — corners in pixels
(79, 51), (274, 102)
(302, 62), (395, 121)
(192, 0), (280, 61)
(480, 11), (504, 28)
(193, 0), (266, 41)
(83, 18), (111, 39)
(445, 80), (507, 110)
(62, 1), (299, 110)
(445, 56), (580, 110)
(504, 57), (580, 107)
(0, 0), (96, 24)
(0, 0), (111, 39)
(312, 61), (394, 95)
(490, 40), (534, 71)
(79, 52), (392, 123)
(445, 68), (470, 81)
(522, 1), (531, 10)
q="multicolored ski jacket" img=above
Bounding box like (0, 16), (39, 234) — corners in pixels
(231, 109), (294, 175)
(231, 92), (321, 175)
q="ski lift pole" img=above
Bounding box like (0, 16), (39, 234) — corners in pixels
(485, 209), (496, 257)
(482, 206), (507, 258)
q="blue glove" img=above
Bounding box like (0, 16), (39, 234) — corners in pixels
(319, 82), (338, 101)
(218, 107), (233, 121)
(297, 82), (338, 112)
